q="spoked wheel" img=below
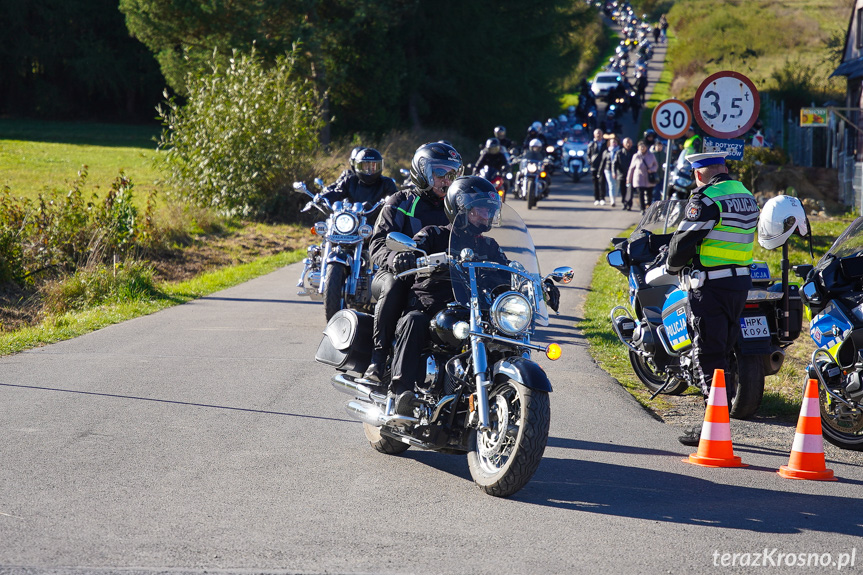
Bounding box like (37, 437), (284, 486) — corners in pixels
(322, 264), (347, 321)
(467, 380), (550, 497)
(629, 350), (688, 395)
(819, 385), (863, 451)
(364, 423), (410, 455)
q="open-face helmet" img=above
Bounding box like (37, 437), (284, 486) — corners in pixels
(351, 147), (384, 185)
(444, 176), (502, 236)
(410, 141), (464, 194)
(758, 195), (809, 250)
(494, 125), (507, 140)
(484, 137), (501, 155)
(528, 138), (543, 153)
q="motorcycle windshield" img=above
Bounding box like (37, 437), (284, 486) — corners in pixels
(450, 204), (549, 326)
(629, 198), (689, 240)
(825, 216), (863, 259)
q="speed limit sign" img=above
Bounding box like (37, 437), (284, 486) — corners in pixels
(651, 99), (692, 140)
(693, 71), (760, 139)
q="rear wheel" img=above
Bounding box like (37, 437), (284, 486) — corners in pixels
(629, 350), (689, 395)
(467, 380), (550, 497)
(323, 264), (347, 321)
(364, 423), (410, 455)
(729, 352), (764, 419)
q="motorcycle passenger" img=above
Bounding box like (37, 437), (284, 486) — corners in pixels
(387, 177), (561, 415)
(664, 152), (760, 446)
(493, 125), (515, 152)
(474, 138), (510, 175)
(588, 129), (607, 205)
(361, 142), (465, 384)
(319, 148), (398, 219)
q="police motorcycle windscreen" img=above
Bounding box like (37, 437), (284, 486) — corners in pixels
(450, 203), (549, 327)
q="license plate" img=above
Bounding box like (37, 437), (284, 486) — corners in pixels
(740, 315), (770, 339)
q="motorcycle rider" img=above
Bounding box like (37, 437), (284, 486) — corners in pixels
(387, 176), (560, 415)
(361, 142), (465, 384)
(319, 148), (398, 219)
(493, 126), (515, 152)
(474, 138), (510, 176)
(588, 129), (607, 205)
(663, 152), (759, 446)
(523, 121), (548, 150)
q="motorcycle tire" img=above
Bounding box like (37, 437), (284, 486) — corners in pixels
(571, 170), (581, 183)
(467, 380), (550, 498)
(629, 350), (689, 395)
(818, 385), (863, 451)
(364, 423), (410, 455)
(323, 263), (347, 321)
(729, 353), (764, 420)
(526, 180), (537, 210)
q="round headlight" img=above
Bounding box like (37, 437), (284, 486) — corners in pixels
(527, 163), (538, 173)
(545, 145), (555, 153)
(490, 292), (533, 336)
(334, 213), (357, 234)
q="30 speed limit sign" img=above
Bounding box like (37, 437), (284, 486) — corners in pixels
(651, 99), (692, 140)
(693, 71), (760, 139)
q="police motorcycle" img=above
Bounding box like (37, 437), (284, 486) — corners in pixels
(314, 202), (574, 496)
(606, 198), (803, 419)
(293, 179), (384, 320)
(562, 132), (591, 183)
(665, 152), (696, 199)
(793, 212), (863, 450)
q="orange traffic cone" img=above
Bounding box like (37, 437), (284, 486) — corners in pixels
(685, 369), (747, 468)
(778, 379), (837, 481)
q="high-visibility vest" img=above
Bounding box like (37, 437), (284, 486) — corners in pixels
(683, 134), (702, 157)
(696, 180), (758, 268)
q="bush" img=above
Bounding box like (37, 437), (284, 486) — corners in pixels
(157, 46), (325, 218)
(728, 146), (789, 192)
(42, 261), (159, 314)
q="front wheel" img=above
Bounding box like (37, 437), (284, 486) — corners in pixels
(526, 179), (537, 209)
(629, 350), (689, 395)
(729, 353), (764, 419)
(323, 263), (347, 321)
(467, 380), (550, 497)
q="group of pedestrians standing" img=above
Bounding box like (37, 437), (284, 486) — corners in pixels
(588, 130), (659, 213)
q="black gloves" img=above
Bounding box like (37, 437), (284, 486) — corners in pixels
(393, 252), (418, 274)
(543, 278), (561, 313)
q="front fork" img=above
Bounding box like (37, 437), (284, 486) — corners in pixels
(469, 294), (493, 431)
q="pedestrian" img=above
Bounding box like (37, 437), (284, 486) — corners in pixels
(652, 23), (661, 44)
(615, 138), (635, 210)
(659, 14), (668, 43)
(626, 140), (659, 213)
(649, 139), (666, 201)
(599, 135), (620, 207)
(630, 91), (642, 122)
(587, 129), (607, 205)
(665, 152), (760, 446)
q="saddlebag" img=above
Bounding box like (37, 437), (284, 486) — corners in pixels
(315, 309), (373, 373)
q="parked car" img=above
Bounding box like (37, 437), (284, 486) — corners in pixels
(591, 72), (622, 100)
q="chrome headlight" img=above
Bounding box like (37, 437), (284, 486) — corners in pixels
(490, 291), (533, 336)
(527, 163), (538, 173)
(334, 213), (358, 234)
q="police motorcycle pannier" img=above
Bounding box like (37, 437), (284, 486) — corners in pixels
(314, 309), (373, 373)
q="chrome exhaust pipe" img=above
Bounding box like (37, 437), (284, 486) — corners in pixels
(331, 373), (381, 400)
(345, 400), (418, 428)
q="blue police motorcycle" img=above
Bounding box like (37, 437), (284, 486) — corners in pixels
(796, 216), (863, 450)
(606, 199), (802, 419)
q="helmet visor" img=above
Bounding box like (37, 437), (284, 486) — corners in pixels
(426, 161), (464, 186)
(356, 160), (382, 176)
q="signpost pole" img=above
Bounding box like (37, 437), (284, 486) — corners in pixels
(662, 139), (672, 200)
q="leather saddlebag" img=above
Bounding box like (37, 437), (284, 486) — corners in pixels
(315, 309), (373, 373)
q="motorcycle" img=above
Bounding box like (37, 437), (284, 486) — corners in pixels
(314, 204), (575, 496)
(795, 216), (863, 450)
(293, 179), (383, 320)
(514, 154), (551, 209)
(606, 199), (803, 418)
(562, 135), (591, 183)
(476, 164), (512, 202)
(666, 153), (695, 199)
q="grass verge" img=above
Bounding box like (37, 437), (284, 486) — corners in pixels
(0, 249), (304, 356)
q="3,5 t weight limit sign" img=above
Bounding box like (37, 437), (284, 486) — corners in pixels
(651, 99), (692, 140)
(693, 71), (760, 139)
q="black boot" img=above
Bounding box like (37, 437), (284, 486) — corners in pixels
(678, 424), (702, 447)
(361, 351), (387, 383)
(394, 390), (421, 417)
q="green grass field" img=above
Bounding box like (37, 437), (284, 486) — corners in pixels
(0, 118), (163, 200)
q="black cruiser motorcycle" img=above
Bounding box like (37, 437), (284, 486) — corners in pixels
(293, 179), (384, 320)
(606, 199), (803, 419)
(796, 216), (863, 450)
(314, 204), (574, 496)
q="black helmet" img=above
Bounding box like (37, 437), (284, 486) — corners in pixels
(444, 176), (501, 236)
(410, 141), (464, 193)
(352, 148), (384, 185)
(493, 125), (506, 139)
(349, 146), (365, 165)
(484, 137), (501, 155)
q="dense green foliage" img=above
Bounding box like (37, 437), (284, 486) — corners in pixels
(0, 0), (163, 121)
(121, 0), (599, 139)
(157, 48), (324, 217)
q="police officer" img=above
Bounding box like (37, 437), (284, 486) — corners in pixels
(319, 148), (397, 219)
(681, 126), (703, 160)
(664, 152), (759, 446)
(361, 142), (464, 384)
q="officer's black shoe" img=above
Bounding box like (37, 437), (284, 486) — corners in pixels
(394, 391), (422, 417)
(361, 351), (387, 383)
(678, 424), (702, 447)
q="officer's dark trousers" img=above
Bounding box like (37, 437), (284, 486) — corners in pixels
(592, 171), (605, 201)
(370, 270), (410, 358)
(390, 310), (431, 394)
(687, 276), (750, 398)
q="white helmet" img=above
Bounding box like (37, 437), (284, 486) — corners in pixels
(757, 195), (809, 250)
(529, 138), (543, 152)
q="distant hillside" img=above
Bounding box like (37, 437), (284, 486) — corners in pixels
(665, 0), (851, 109)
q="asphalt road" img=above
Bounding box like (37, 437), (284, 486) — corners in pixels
(1, 175), (862, 575)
